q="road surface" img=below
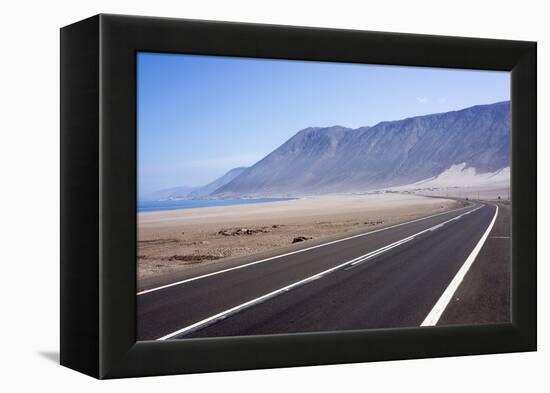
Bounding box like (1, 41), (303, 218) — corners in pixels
(138, 202), (504, 341)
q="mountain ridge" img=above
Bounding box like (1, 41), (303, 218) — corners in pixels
(147, 101), (510, 200)
(188, 166), (248, 198)
(213, 101), (510, 196)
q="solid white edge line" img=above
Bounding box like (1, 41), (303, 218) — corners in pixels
(157, 205), (483, 340)
(421, 205), (498, 326)
(139, 204), (475, 296)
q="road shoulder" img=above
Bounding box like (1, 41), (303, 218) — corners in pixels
(438, 202), (511, 325)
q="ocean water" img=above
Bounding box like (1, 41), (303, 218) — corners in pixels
(138, 198), (295, 213)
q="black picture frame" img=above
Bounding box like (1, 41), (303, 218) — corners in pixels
(60, 14), (537, 379)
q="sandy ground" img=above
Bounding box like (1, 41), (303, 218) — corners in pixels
(386, 163), (510, 201)
(399, 186), (510, 201)
(137, 193), (462, 279)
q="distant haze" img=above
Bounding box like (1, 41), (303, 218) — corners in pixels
(137, 52), (509, 200)
(149, 167), (248, 200)
(142, 101), (510, 200)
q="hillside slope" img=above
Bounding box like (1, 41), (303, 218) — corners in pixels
(214, 101), (510, 196)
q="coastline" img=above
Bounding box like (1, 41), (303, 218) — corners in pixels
(138, 193), (463, 280)
(138, 197), (297, 214)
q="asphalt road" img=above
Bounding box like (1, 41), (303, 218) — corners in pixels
(138, 203), (500, 341)
(439, 202), (510, 324)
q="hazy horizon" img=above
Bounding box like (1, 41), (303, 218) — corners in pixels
(145, 101), (510, 195)
(138, 52), (509, 198)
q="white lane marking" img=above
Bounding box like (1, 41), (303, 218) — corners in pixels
(421, 205), (498, 326)
(429, 223), (445, 232)
(157, 205), (483, 340)
(349, 205), (482, 267)
(139, 204), (475, 296)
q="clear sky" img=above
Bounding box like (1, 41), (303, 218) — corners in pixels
(138, 52), (509, 198)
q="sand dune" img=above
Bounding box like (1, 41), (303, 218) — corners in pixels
(396, 163), (509, 189)
(386, 164), (510, 201)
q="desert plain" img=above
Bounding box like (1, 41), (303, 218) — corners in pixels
(138, 193), (465, 280)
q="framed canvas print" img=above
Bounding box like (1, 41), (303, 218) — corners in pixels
(60, 14), (536, 379)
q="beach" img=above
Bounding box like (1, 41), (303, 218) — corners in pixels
(137, 193), (463, 280)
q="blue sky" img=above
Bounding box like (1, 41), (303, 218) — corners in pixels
(138, 52), (509, 197)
